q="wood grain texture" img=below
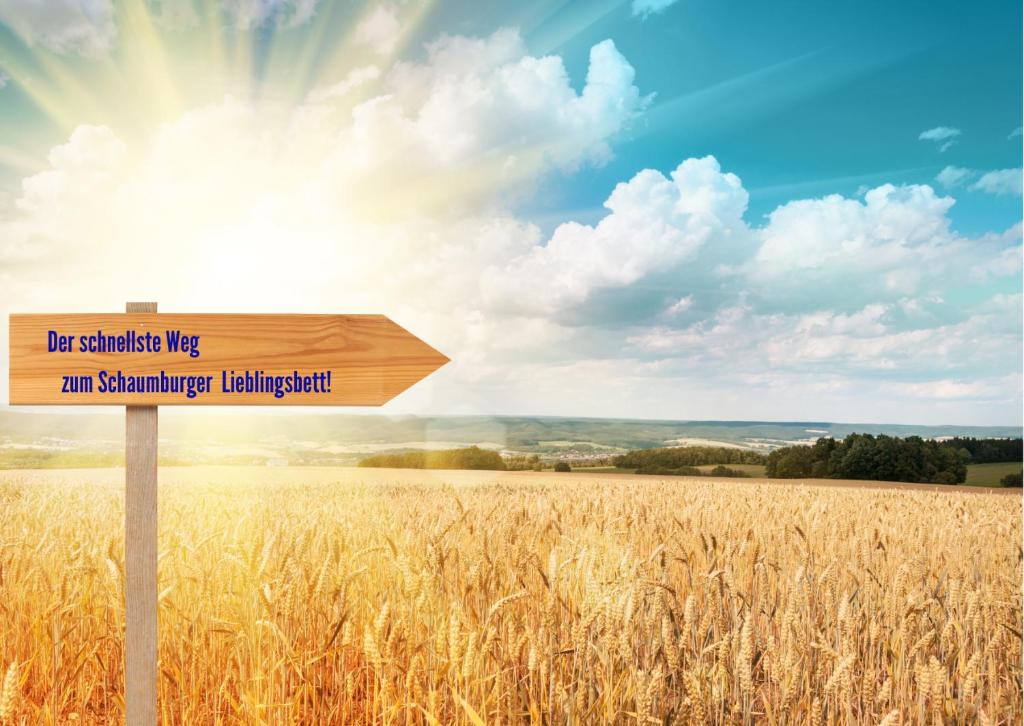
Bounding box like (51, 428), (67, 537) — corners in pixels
(9, 313), (449, 406)
(125, 302), (157, 726)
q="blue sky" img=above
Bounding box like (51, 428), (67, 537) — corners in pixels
(0, 0), (1020, 424)
(393, 0), (1023, 234)
(557, 0), (1021, 234)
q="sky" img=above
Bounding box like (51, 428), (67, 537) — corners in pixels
(0, 0), (1020, 425)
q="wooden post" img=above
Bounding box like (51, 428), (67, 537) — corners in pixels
(125, 302), (158, 726)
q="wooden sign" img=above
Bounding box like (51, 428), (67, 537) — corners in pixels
(9, 313), (449, 405)
(8, 305), (449, 726)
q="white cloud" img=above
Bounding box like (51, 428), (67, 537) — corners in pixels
(935, 165), (973, 189)
(483, 156), (747, 314)
(221, 0), (320, 29)
(747, 183), (979, 308)
(304, 66), (381, 104)
(970, 168), (1022, 196)
(899, 378), (1007, 400)
(968, 225), (1024, 281)
(918, 127), (961, 153)
(328, 30), (647, 213)
(628, 295), (1022, 383)
(17, 124), (126, 217)
(356, 4), (401, 55)
(918, 126), (961, 142)
(0, 0), (115, 55)
(663, 295), (693, 317)
(631, 0), (682, 18)
(935, 165), (1022, 196)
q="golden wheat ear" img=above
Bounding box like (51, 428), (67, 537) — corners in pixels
(0, 662), (18, 724)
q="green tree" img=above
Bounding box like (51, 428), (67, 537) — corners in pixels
(767, 434), (966, 484)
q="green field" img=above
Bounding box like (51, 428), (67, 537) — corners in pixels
(965, 462), (1023, 487)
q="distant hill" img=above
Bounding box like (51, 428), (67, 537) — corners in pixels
(0, 410), (1020, 467)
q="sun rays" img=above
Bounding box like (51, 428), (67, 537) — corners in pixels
(0, 0), (444, 162)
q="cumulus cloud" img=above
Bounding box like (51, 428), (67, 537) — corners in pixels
(483, 156), (747, 314)
(746, 184), (979, 309)
(970, 168), (1023, 196)
(631, 0), (682, 18)
(323, 31), (647, 215)
(0, 0), (116, 55)
(385, 31), (646, 170)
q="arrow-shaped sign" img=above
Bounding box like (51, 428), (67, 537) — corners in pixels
(9, 313), (449, 406)
(8, 306), (450, 726)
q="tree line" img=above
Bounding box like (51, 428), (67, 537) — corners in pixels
(766, 434), (971, 483)
(613, 446), (765, 474)
(942, 437), (1022, 464)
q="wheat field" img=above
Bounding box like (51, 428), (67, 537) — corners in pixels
(0, 467), (1019, 725)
